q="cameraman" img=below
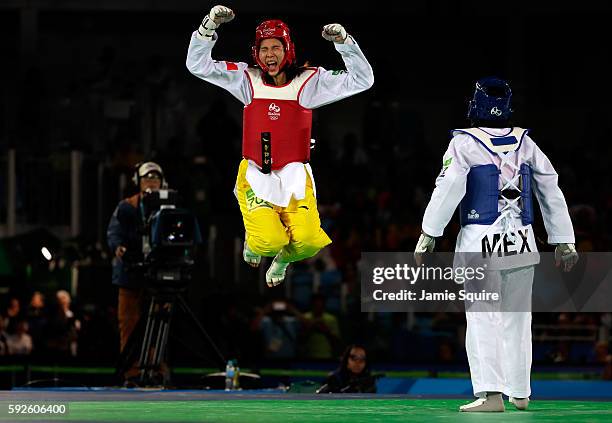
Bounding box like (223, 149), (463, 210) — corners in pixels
(107, 162), (165, 385)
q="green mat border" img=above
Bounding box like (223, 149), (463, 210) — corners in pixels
(0, 366), (603, 380)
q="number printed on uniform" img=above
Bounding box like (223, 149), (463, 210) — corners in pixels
(246, 189), (273, 211)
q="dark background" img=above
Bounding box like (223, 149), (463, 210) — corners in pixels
(0, 0), (611, 382)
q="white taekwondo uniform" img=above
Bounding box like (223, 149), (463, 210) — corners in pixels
(421, 127), (575, 398)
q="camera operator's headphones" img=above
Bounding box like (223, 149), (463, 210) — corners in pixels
(132, 161), (168, 189)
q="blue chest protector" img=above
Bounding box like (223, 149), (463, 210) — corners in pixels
(454, 128), (534, 227)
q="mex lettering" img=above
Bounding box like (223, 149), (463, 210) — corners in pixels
(481, 229), (531, 258)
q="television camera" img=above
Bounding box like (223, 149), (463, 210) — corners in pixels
(139, 189), (201, 287)
(118, 189), (225, 386)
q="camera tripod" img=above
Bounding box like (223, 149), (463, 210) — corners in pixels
(116, 283), (226, 387)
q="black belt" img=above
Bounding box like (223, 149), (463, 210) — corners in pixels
(261, 132), (271, 174)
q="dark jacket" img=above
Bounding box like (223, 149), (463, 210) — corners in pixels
(107, 194), (145, 288)
(317, 368), (377, 393)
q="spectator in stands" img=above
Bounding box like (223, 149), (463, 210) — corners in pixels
(300, 294), (341, 359)
(28, 292), (44, 310)
(252, 299), (302, 360)
(2, 297), (21, 333)
(316, 344), (376, 393)
(6, 320), (33, 355)
(45, 290), (80, 358)
(26, 291), (47, 352)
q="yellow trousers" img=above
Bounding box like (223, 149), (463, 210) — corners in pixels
(235, 159), (332, 263)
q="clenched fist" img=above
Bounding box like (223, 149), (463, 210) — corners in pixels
(322, 23), (347, 43)
(198, 5), (235, 39)
(209, 5), (235, 25)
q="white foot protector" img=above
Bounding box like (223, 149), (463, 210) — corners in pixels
(459, 393), (505, 412)
(509, 397), (530, 410)
(243, 239), (261, 268)
(265, 254), (289, 287)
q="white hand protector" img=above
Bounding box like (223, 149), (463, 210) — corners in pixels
(210, 5), (235, 25)
(322, 23), (347, 43)
(555, 243), (578, 272)
(198, 5), (234, 39)
(414, 233), (435, 265)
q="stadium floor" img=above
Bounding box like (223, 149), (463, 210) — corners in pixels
(2, 391), (612, 422)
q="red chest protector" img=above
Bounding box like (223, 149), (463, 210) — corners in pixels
(242, 67), (318, 172)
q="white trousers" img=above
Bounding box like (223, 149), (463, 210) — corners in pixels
(465, 265), (534, 398)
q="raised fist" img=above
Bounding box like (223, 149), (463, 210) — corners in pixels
(198, 5), (234, 39)
(209, 5), (235, 26)
(322, 23), (347, 43)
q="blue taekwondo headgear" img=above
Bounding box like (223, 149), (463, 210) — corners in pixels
(467, 77), (512, 122)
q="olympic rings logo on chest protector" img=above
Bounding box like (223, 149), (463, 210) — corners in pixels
(268, 102), (281, 120)
(490, 107), (503, 116)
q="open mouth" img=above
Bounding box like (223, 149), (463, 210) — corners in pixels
(266, 60), (278, 72)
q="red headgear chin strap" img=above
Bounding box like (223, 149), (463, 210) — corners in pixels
(251, 20), (296, 72)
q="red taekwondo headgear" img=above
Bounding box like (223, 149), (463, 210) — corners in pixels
(251, 20), (296, 72)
